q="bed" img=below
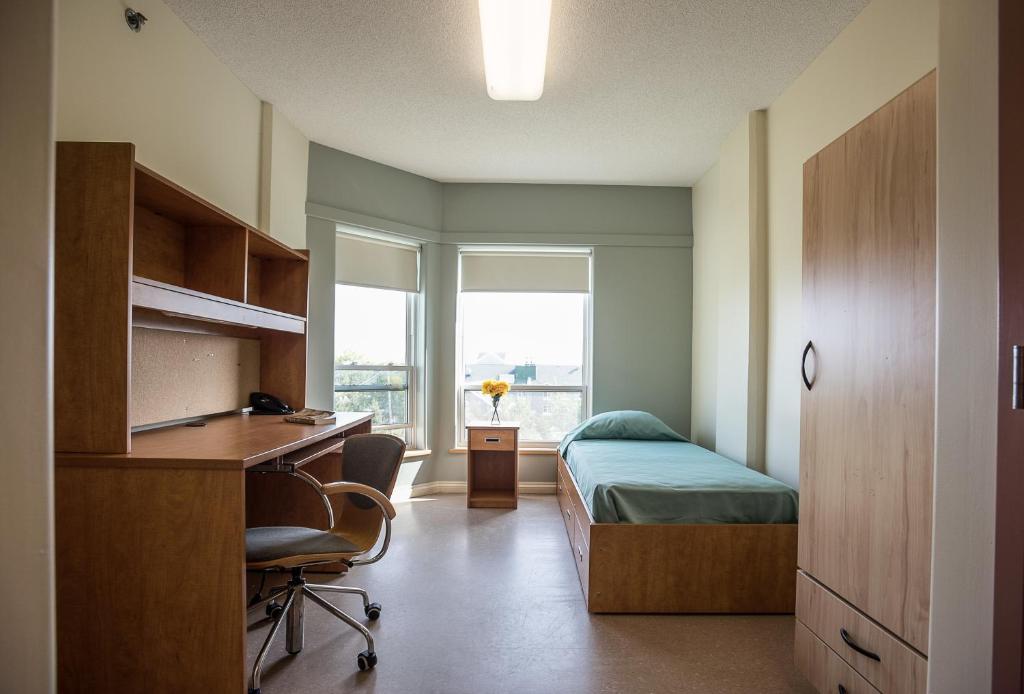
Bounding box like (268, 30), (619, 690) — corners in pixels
(555, 411), (799, 614)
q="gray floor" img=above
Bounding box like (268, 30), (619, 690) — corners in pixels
(247, 494), (814, 694)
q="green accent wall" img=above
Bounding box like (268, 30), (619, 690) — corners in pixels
(306, 145), (693, 485)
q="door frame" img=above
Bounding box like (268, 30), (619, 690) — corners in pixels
(993, 1), (1024, 691)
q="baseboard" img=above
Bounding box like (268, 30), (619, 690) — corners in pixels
(394, 480), (556, 500)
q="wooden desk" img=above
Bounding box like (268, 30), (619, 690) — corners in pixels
(55, 411), (371, 693)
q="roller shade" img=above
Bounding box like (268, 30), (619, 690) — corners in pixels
(336, 233), (419, 292)
(460, 252), (591, 293)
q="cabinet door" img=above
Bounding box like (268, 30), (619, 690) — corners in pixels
(799, 71), (936, 654)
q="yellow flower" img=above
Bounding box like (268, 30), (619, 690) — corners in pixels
(481, 379), (511, 398)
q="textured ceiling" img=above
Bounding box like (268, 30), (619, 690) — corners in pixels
(164, 0), (867, 186)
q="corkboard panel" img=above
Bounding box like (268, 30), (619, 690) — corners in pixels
(131, 327), (260, 426)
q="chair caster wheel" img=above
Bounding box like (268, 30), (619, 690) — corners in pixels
(364, 602), (382, 620)
(266, 601), (284, 621)
(357, 650), (377, 671)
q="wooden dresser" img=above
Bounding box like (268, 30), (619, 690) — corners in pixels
(796, 72), (936, 694)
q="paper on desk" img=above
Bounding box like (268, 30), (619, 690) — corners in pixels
(284, 408), (337, 424)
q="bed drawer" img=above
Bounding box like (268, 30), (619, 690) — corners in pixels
(556, 455), (591, 547)
(469, 428), (516, 451)
(795, 621), (880, 694)
(796, 571), (926, 693)
(556, 468), (576, 541)
(572, 514), (590, 601)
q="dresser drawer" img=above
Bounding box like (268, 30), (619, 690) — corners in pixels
(796, 571), (927, 693)
(469, 428), (516, 451)
(795, 621), (880, 694)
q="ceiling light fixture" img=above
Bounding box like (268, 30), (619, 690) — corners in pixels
(478, 0), (552, 101)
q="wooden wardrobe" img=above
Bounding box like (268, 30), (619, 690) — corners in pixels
(795, 71), (936, 694)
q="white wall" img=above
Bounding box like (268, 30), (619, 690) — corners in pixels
(266, 105), (310, 249)
(691, 162), (720, 451)
(0, 0), (56, 690)
(690, 111), (767, 469)
(57, 0), (262, 226)
(762, 0), (938, 488)
(56, 0), (309, 248)
(929, 0), (999, 689)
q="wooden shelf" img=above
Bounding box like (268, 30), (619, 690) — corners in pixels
(246, 229), (309, 317)
(467, 489), (518, 509)
(132, 276), (306, 334)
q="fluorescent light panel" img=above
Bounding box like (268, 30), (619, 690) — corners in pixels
(478, 0), (552, 101)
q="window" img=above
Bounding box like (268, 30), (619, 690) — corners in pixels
(457, 250), (591, 445)
(332, 230), (421, 445)
(334, 284), (415, 442)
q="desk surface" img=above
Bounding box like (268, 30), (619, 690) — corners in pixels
(56, 411), (373, 469)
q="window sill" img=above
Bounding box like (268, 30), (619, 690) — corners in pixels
(403, 449), (431, 461)
(448, 447), (557, 456)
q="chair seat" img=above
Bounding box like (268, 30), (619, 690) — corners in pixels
(246, 526), (359, 565)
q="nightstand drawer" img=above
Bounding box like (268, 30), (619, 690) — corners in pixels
(469, 428), (516, 451)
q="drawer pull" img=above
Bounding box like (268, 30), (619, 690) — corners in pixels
(840, 628), (881, 662)
(837, 686), (847, 694)
(484, 437), (500, 443)
(577, 545), (583, 561)
(565, 508), (572, 520)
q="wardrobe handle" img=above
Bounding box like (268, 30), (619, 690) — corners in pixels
(840, 628), (881, 662)
(802, 340), (815, 391)
(1012, 345), (1023, 409)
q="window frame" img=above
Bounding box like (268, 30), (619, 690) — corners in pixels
(333, 286), (418, 446)
(454, 248), (593, 447)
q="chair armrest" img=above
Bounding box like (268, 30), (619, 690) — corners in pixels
(321, 481), (397, 520)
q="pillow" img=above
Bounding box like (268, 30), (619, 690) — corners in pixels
(558, 410), (687, 456)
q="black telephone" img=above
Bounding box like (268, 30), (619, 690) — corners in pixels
(249, 392), (295, 415)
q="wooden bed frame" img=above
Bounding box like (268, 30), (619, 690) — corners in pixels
(555, 453), (797, 613)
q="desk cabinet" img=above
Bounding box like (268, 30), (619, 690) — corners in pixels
(55, 413), (372, 692)
(466, 424), (519, 509)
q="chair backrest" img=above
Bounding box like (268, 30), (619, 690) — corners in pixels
(340, 433), (405, 507)
(334, 433), (405, 551)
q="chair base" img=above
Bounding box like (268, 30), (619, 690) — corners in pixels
(248, 568), (380, 694)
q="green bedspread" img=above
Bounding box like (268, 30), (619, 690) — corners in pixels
(563, 440), (799, 524)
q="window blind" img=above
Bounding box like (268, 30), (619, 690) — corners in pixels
(460, 251), (591, 293)
(335, 233), (419, 292)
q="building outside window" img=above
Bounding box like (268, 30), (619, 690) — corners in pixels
(457, 249), (592, 445)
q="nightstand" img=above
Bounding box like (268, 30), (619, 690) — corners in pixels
(466, 422), (519, 509)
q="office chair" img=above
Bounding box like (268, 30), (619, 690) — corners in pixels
(245, 433), (405, 694)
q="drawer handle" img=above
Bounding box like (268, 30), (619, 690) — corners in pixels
(565, 508), (572, 519)
(577, 545), (583, 560)
(484, 437), (500, 443)
(838, 686), (848, 694)
(840, 628), (881, 662)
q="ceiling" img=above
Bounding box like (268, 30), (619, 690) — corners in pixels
(165, 0), (868, 186)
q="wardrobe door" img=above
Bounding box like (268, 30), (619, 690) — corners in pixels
(798, 72), (936, 654)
